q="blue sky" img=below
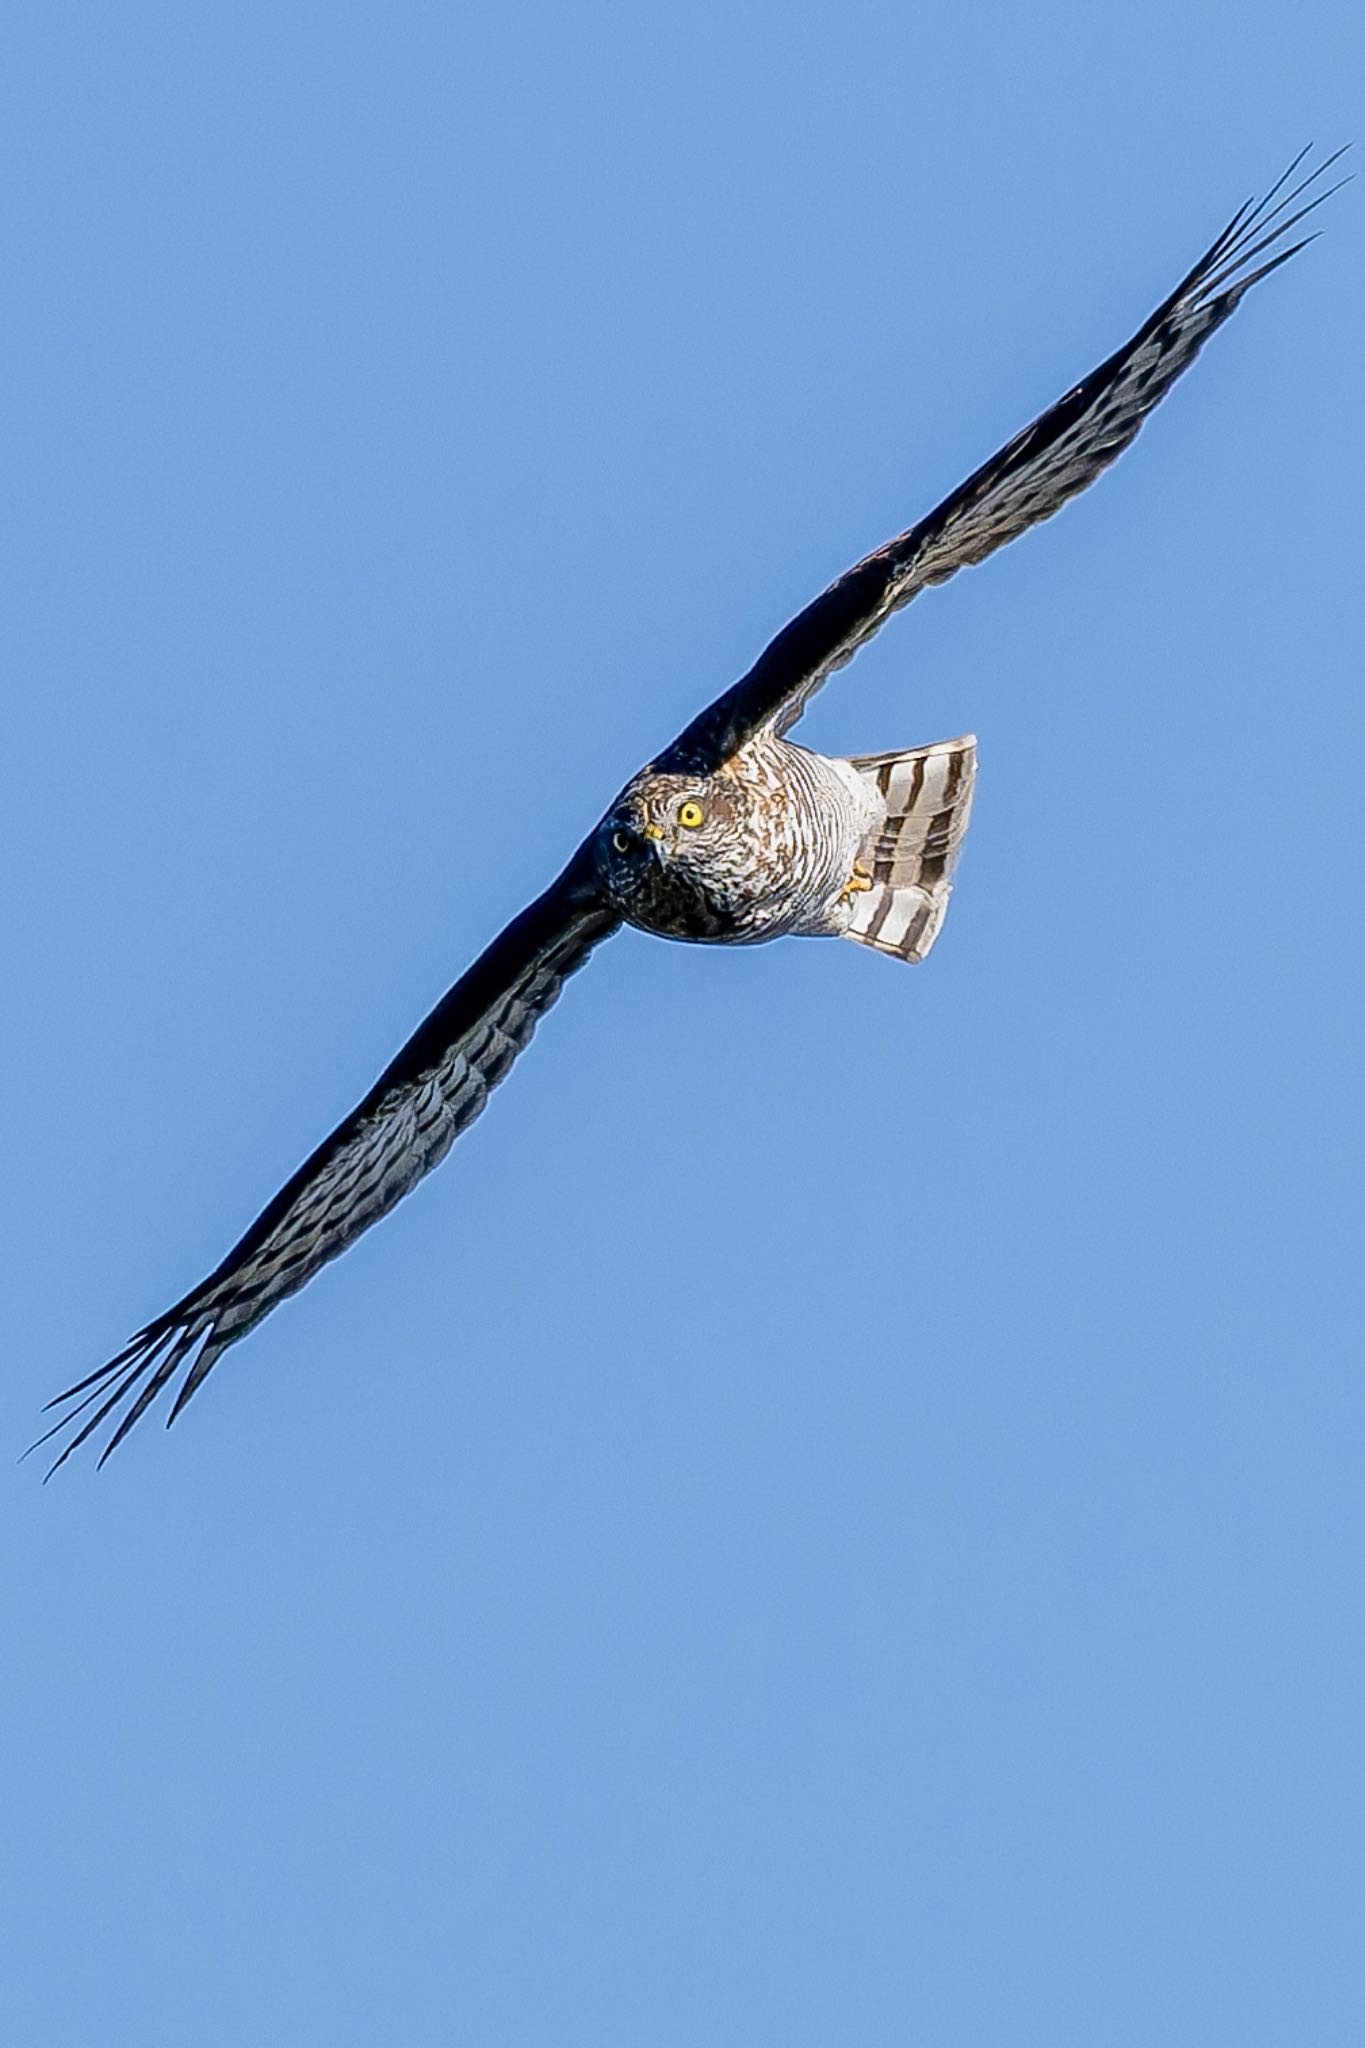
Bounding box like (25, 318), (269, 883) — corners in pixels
(4, 4), (1362, 2043)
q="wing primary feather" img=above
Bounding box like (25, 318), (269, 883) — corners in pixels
(1204, 185), (1351, 302)
(96, 1329), (211, 1467)
(660, 146), (1347, 768)
(1236, 143), (1349, 241)
(1199, 145), (1346, 288)
(164, 1338), (228, 1429)
(35, 1332), (184, 1480)
(1251, 140), (1316, 211)
(38, 855), (619, 1470)
(27, 1330), (179, 1460)
(37, 148), (1348, 1471)
(39, 1324), (171, 1411)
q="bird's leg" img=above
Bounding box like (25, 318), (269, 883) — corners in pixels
(840, 862), (874, 902)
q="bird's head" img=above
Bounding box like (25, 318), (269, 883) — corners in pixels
(594, 771), (740, 917)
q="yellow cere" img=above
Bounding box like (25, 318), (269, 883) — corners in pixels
(678, 801), (705, 829)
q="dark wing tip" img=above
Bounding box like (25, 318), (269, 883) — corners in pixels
(657, 146), (1349, 768)
(1196, 144), (1351, 307)
(29, 1314), (215, 1479)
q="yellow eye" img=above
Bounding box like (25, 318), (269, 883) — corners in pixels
(678, 800), (705, 829)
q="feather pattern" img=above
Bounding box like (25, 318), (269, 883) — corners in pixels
(842, 736), (978, 962)
(35, 854), (618, 1474)
(662, 147), (1348, 771)
(36, 150), (1343, 1469)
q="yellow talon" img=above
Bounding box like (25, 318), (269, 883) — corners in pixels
(841, 863), (874, 901)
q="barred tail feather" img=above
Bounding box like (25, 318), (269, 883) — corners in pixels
(841, 735), (977, 962)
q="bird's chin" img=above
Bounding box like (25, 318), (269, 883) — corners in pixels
(612, 861), (731, 942)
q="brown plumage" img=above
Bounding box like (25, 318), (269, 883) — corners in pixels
(34, 148), (1344, 1472)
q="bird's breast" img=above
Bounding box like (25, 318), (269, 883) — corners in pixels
(602, 739), (862, 945)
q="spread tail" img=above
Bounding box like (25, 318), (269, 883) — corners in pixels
(841, 735), (977, 962)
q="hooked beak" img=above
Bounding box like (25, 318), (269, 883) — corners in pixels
(643, 822), (668, 862)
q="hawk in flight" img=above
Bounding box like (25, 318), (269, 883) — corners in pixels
(38, 149), (1344, 1471)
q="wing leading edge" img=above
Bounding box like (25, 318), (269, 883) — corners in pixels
(660, 146), (1347, 773)
(38, 149), (1344, 1470)
(36, 850), (618, 1474)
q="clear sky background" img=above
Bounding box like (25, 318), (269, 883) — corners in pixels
(4, 5), (1362, 2044)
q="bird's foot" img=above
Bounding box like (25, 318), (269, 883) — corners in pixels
(840, 862), (874, 902)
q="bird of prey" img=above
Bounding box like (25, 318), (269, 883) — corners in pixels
(37, 148), (1344, 1472)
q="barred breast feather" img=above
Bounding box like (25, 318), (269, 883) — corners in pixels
(37, 151), (1342, 1469)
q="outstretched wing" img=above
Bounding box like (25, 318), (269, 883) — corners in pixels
(661, 147), (1346, 772)
(37, 849), (619, 1473)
